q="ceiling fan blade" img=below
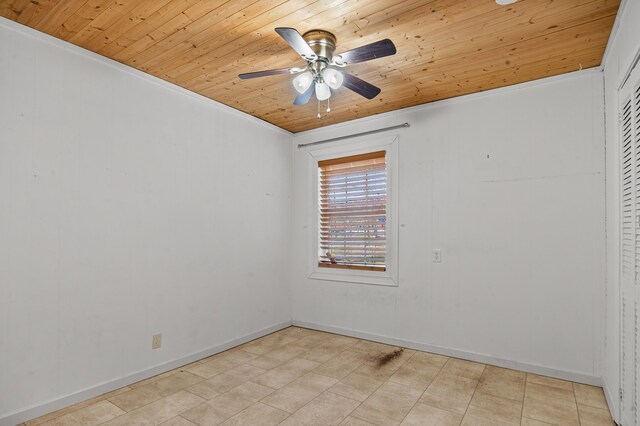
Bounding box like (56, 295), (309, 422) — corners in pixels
(293, 83), (315, 105)
(275, 27), (317, 61)
(239, 68), (293, 79)
(334, 39), (396, 65)
(342, 74), (381, 100)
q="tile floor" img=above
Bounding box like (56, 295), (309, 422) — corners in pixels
(20, 327), (615, 426)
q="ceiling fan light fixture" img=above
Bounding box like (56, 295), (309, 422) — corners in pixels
(323, 68), (344, 90)
(239, 28), (397, 113)
(293, 71), (313, 94)
(495, 0), (517, 4)
(315, 82), (331, 101)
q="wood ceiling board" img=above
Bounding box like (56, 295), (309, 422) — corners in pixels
(100, 0), (206, 59)
(128, 0), (266, 71)
(214, 14), (614, 119)
(209, 4), (614, 99)
(0, 0), (620, 133)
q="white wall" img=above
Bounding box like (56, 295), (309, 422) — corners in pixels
(0, 11), (614, 424)
(0, 18), (292, 423)
(291, 71), (606, 384)
(602, 0), (640, 421)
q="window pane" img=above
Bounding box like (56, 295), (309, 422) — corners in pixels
(318, 151), (386, 271)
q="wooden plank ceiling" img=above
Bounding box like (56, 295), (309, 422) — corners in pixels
(0, 0), (620, 133)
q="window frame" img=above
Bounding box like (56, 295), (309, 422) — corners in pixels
(307, 134), (399, 287)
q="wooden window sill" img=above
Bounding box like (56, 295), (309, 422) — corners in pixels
(318, 263), (386, 272)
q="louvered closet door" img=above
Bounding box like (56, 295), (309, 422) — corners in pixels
(634, 75), (640, 426)
(620, 64), (640, 426)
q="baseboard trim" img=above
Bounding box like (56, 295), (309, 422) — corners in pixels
(603, 377), (621, 425)
(1, 320), (292, 426)
(293, 320), (602, 387)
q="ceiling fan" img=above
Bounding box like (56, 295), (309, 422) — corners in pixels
(238, 28), (396, 115)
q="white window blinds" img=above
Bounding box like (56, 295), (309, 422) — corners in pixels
(318, 151), (386, 271)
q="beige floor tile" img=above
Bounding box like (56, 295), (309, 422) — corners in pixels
(577, 404), (615, 426)
(520, 417), (553, 425)
(525, 381), (576, 402)
(460, 415), (512, 425)
(275, 327), (311, 339)
(159, 417), (198, 426)
(104, 391), (205, 426)
(238, 332), (301, 355)
(25, 387), (132, 425)
(522, 382), (579, 425)
(223, 349), (260, 365)
(146, 371), (203, 391)
(181, 393), (253, 426)
(186, 363), (265, 399)
(463, 392), (522, 425)
(340, 416), (375, 425)
(329, 371), (385, 402)
(193, 364), (265, 394)
(279, 392), (360, 426)
(419, 372), (479, 414)
(407, 351), (449, 368)
(227, 381), (275, 402)
(573, 383), (609, 410)
(442, 358), (486, 380)
(186, 381), (221, 400)
(298, 336), (361, 363)
(314, 350), (370, 379)
(184, 357), (242, 380)
(352, 381), (423, 426)
(247, 344), (308, 370)
(389, 353), (442, 391)
(130, 370), (181, 389)
(220, 403), (289, 426)
(349, 340), (400, 357)
(400, 403), (463, 426)
(261, 372), (338, 413)
(25, 330), (613, 426)
(109, 372), (203, 412)
(476, 365), (526, 402)
(526, 374), (573, 391)
(289, 333), (333, 350)
(332, 335), (363, 346)
(260, 384), (317, 413)
(252, 357), (319, 389)
(108, 384), (163, 412)
(354, 348), (415, 381)
(40, 401), (125, 426)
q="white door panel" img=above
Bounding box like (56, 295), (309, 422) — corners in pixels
(620, 65), (640, 426)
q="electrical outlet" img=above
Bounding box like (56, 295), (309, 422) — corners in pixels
(152, 334), (162, 350)
(433, 249), (442, 263)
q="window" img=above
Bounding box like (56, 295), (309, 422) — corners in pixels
(306, 134), (398, 287)
(318, 151), (387, 271)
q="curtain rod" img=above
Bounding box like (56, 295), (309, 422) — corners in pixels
(297, 122), (410, 149)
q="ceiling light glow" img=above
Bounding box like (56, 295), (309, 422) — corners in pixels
(323, 68), (344, 90)
(315, 82), (331, 100)
(292, 71), (313, 94)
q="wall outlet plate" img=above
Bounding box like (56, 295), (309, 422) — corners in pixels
(433, 249), (442, 263)
(152, 333), (162, 349)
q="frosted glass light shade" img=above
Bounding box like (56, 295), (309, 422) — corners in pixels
(293, 71), (313, 94)
(323, 68), (344, 90)
(315, 82), (331, 101)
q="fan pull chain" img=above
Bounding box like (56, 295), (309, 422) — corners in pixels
(317, 100), (321, 119)
(326, 98), (331, 113)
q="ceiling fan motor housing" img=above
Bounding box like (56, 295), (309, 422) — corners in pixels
(302, 30), (337, 62)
